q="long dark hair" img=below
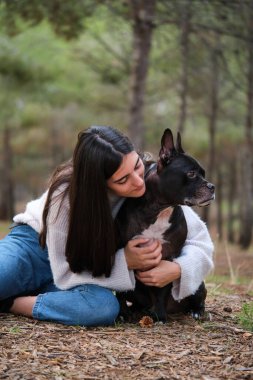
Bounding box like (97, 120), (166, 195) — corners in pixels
(40, 126), (134, 277)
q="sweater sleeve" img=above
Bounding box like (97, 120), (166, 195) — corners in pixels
(171, 206), (214, 301)
(46, 191), (135, 292)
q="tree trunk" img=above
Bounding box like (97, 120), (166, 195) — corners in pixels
(239, 147), (253, 248)
(227, 158), (236, 243)
(216, 165), (223, 241)
(128, 0), (156, 150)
(239, 12), (253, 248)
(202, 44), (219, 225)
(177, 0), (191, 135)
(0, 127), (15, 220)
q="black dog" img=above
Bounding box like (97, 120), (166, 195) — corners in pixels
(115, 129), (215, 322)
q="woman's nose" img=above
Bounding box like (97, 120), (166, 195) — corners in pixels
(133, 173), (144, 187)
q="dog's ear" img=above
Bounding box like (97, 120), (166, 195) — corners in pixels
(176, 132), (185, 154)
(159, 129), (176, 159)
(157, 129), (176, 172)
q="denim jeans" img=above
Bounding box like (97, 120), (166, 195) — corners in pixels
(0, 225), (119, 326)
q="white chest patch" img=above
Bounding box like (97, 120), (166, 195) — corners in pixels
(134, 207), (173, 244)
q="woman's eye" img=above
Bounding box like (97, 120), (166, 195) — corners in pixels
(187, 171), (196, 179)
(117, 178), (128, 185)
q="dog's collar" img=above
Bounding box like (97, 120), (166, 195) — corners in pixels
(144, 162), (157, 180)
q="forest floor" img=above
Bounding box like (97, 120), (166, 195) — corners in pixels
(0, 226), (253, 380)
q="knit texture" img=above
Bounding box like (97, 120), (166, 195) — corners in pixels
(172, 206), (214, 300)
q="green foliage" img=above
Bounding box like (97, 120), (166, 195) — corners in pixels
(20, 103), (50, 128)
(238, 302), (253, 332)
(0, 0), (96, 39)
(0, 0), (251, 209)
(9, 326), (21, 334)
(77, 6), (131, 85)
(0, 35), (51, 84)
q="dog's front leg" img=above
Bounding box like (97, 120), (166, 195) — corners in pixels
(149, 284), (172, 322)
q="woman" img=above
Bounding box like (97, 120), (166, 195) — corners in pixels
(0, 126), (214, 326)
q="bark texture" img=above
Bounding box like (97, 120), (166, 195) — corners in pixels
(128, 0), (156, 150)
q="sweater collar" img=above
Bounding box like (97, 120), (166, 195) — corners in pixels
(107, 190), (125, 219)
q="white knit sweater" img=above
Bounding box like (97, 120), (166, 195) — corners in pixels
(14, 188), (214, 301)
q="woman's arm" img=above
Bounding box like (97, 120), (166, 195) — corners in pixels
(136, 206), (214, 301)
(171, 206), (214, 300)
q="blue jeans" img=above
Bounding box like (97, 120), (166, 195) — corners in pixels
(0, 225), (119, 326)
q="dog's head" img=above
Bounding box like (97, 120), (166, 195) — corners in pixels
(156, 129), (215, 207)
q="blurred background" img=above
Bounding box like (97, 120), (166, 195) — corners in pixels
(0, 0), (252, 268)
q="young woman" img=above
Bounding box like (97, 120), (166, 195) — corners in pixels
(0, 126), (214, 326)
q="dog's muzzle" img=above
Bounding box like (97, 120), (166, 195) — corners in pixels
(197, 182), (215, 206)
(184, 182), (215, 207)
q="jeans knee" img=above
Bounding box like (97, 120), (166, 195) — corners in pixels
(33, 286), (120, 327)
(100, 293), (120, 325)
(78, 288), (120, 326)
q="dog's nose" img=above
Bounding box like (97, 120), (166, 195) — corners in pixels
(207, 183), (215, 192)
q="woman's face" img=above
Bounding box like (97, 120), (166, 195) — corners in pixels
(107, 151), (146, 197)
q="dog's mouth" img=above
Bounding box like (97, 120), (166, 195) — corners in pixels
(198, 199), (213, 207)
(184, 194), (215, 207)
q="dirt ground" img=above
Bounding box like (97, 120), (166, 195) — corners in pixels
(0, 229), (252, 380)
(213, 238), (253, 281)
(0, 290), (252, 380)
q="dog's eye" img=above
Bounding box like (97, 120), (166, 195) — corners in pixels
(187, 171), (196, 179)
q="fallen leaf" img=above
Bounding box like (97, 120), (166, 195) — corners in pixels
(176, 349), (191, 359)
(139, 316), (154, 328)
(105, 354), (118, 366)
(223, 356), (233, 364)
(223, 306), (232, 313)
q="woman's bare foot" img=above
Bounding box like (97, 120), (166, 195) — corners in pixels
(10, 296), (37, 317)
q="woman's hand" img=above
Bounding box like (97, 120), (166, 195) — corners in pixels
(124, 238), (162, 271)
(135, 260), (181, 287)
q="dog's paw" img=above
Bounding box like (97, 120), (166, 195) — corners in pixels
(190, 308), (206, 320)
(191, 311), (201, 320)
